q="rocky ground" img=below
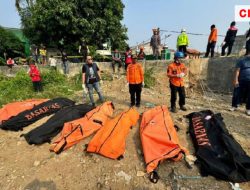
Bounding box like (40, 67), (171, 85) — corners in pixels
(0, 70), (249, 190)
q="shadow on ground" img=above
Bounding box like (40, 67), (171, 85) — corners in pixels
(24, 179), (56, 190)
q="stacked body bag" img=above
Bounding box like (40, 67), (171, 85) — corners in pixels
(1, 98), (250, 184)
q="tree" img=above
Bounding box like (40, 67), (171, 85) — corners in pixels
(18, 0), (128, 52)
(15, 0), (35, 12)
(0, 27), (25, 59)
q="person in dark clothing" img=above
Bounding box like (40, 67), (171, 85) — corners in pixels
(30, 44), (38, 63)
(150, 29), (161, 59)
(62, 51), (69, 74)
(230, 84), (241, 111)
(205, 25), (217, 58)
(124, 47), (132, 71)
(233, 52), (250, 115)
(79, 39), (88, 61)
(245, 24), (250, 56)
(82, 56), (104, 106)
(221, 21), (238, 56)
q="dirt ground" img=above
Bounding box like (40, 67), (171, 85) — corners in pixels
(0, 70), (250, 190)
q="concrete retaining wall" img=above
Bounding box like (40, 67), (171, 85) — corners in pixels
(56, 61), (114, 76)
(0, 57), (241, 94)
(206, 57), (237, 93)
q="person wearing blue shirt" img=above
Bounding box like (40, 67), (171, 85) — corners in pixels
(233, 53), (250, 115)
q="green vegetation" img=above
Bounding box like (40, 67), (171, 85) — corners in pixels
(0, 69), (82, 107)
(101, 72), (113, 81)
(144, 67), (156, 88)
(0, 57), (5, 66)
(0, 26), (25, 60)
(0, 66), (156, 107)
(17, 0), (128, 52)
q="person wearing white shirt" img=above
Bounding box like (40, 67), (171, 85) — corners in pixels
(48, 55), (57, 70)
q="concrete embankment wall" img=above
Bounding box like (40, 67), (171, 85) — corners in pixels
(0, 57), (240, 94)
(185, 57), (237, 93)
(135, 58), (237, 94)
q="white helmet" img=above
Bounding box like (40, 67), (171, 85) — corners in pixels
(181, 28), (186, 32)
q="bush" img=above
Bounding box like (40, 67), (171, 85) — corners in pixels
(0, 70), (34, 106)
(41, 69), (66, 85)
(0, 57), (5, 66)
(144, 67), (156, 88)
(0, 70), (81, 107)
(0, 27), (25, 58)
(70, 71), (82, 90)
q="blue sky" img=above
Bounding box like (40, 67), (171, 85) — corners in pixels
(122, 0), (250, 51)
(1, 0), (250, 51)
(0, 0), (21, 28)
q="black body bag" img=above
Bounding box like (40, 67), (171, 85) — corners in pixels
(187, 110), (250, 183)
(23, 104), (94, 145)
(0, 98), (75, 131)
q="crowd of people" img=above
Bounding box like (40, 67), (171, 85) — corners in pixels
(30, 44), (47, 65)
(86, 48), (250, 116)
(81, 50), (192, 115)
(2, 21), (250, 116)
(84, 22), (250, 116)
(149, 21), (250, 59)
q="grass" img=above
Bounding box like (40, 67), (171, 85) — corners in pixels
(101, 72), (113, 81)
(0, 67), (156, 107)
(144, 67), (156, 88)
(0, 69), (82, 107)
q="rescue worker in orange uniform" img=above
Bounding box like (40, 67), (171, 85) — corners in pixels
(167, 51), (187, 113)
(127, 55), (144, 107)
(205, 24), (217, 58)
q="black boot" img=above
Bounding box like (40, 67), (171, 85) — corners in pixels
(171, 107), (177, 113)
(180, 106), (187, 111)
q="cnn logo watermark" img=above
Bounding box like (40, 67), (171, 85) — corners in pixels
(235, 5), (250, 22)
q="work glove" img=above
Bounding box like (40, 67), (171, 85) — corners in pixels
(180, 73), (185, 78)
(100, 79), (103, 85)
(221, 41), (225, 47)
(142, 82), (145, 88)
(126, 82), (129, 87)
(176, 74), (181, 78)
(82, 84), (87, 94)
